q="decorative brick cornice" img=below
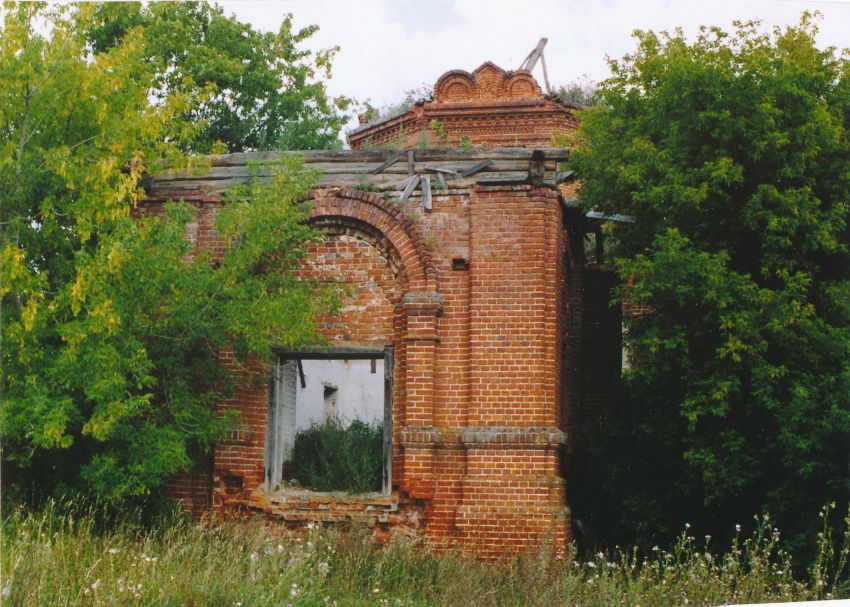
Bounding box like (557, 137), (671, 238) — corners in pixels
(348, 61), (579, 150)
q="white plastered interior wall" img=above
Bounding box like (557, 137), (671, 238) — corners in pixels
(295, 358), (384, 431)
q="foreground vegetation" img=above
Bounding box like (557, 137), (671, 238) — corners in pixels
(2, 503), (848, 607)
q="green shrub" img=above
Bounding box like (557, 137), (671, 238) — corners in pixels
(288, 419), (383, 493)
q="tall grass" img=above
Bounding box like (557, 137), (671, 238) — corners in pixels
(2, 501), (848, 606)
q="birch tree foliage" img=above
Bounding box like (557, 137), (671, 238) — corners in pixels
(0, 3), (334, 502)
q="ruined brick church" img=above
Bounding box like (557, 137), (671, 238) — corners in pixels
(145, 60), (622, 556)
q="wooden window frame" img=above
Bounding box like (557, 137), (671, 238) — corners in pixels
(265, 346), (393, 496)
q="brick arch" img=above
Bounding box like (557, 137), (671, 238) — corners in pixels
(308, 188), (438, 293)
(505, 72), (542, 99)
(434, 70), (476, 102)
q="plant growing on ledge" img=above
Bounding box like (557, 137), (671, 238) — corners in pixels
(287, 420), (383, 493)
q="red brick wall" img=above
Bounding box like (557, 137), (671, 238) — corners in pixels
(350, 62), (579, 150)
(153, 182), (576, 555)
(147, 61), (615, 558)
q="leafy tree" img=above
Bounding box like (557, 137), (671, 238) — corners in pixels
(85, 1), (350, 152)
(0, 3), (335, 503)
(556, 76), (599, 107)
(570, 16), (850, 555)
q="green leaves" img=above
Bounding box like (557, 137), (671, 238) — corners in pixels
(0, 4), (337, 504)
(85, 2), (349, 153)
(571, 15), (850, 554)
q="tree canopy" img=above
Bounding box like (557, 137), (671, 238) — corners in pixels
(0, 2), (338, 504)
(570, 15), (850, 555)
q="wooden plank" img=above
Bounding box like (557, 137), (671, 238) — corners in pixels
(400, 175), (420, 201)
(420, 164), (460, 175)
(421, 175), (432, 210)
(369, 154), (401, 174)
(206, 147), (569, 168)
(436, 172), (447, 189)
(275, 348), (385, 359)
(162, 158), (554, 182)
(407, 150), (415, 175)
(476, 175), (529, 185)
(554, 170), (575, 183)
(460, 159), (493, 177)
(519, 37), (548, 72)
(296, 359), (306, 389)
(585, 211), (635, 223)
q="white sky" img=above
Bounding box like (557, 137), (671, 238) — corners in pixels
(220, 0), (850, 115)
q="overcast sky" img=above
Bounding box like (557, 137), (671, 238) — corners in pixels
(220, 0), (850, 115)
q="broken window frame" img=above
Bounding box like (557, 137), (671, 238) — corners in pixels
(264, 346), (394, 496)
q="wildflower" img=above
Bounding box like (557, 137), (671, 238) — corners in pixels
(586, 561), (596, 568)
(373, 588), (381, 593)
(250, 552), (259, 561)
(91, 580), (101, 591)
(277, 544), (284, 552)
(652, 545), (660, 551)
(108, 547), (120, 554)
(735, 524), (741, 532)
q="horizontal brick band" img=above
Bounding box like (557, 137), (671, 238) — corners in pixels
(400, 426), (567, 449)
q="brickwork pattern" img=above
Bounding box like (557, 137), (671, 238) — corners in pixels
(150, 59), (621, 557)
(349, 63), (579, 150)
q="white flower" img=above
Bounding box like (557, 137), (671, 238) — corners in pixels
(108, 547), (120, 554)
(91, 580), (101, 591)
(735, 524), (742, 532)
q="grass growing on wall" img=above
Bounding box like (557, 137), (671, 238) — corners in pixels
(2, 501), (849, 606)
(288, 420), (383, 493)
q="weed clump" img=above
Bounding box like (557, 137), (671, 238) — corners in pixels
(288, 420), (383, 493)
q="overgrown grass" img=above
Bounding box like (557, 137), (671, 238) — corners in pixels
(2, 501), (848, 606)
(289, 420), (383, 493)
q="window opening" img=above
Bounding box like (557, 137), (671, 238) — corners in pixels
(265, 348), (392, 496)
